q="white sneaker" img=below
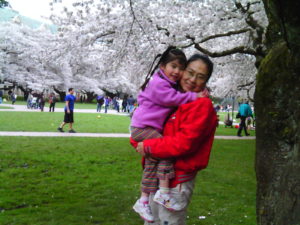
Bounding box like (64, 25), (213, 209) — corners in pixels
(133, 199), (154, 223)
(153, 190), (183, 211)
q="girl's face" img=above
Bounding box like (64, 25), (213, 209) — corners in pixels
(180, 59), (209, 93)
(160, 59), (185, 82)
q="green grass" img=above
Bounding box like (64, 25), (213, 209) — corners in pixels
(216, 112), (256, 136)
(0, 137), (256, 225)
(0, 111), (256, 136)
(0, 111), (131, 133)
(215, 126), (255, 136)
(0, 106), (14, 109)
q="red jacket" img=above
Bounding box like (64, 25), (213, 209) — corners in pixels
(135, 97), (218, 188)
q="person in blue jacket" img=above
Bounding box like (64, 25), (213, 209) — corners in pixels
(237, 101), (253, 137)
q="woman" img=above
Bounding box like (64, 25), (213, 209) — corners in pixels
(131, 54), (218, 225)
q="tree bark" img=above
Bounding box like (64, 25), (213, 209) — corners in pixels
(17, 85), (31, 100)
(255, 1), (300, 224)
(85, 91), (96, 103)
(53, 87), (66, 102)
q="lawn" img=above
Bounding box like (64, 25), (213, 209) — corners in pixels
(0, 111), (256, 136)
(0, 111), (131, 133)
(0, 137), (256, 225)
(0, 106), (14, 109)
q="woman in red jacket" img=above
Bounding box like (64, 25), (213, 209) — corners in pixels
(132, 54), (218, 225)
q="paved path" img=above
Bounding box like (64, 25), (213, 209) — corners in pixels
(0, 131), (255, 139)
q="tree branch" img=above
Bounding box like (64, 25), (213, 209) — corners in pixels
(156, 25), (170, 36)
(129, 0), (155, 49)
(180, 27), (263, 57)
(234, 0), (266, 55)
(193, 43), (258, 57)
(198, 28), (251, 43)
(237, 80), (255, 90)
(93, 31), (115, 42)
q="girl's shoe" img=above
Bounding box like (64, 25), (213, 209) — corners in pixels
(133, 199), (154, 223)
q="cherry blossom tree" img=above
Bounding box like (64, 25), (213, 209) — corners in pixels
(1, 0), (268, 101)
(0, 20), (60, 96)
(49, 0), (268, 99)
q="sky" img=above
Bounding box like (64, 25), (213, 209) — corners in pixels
(8, 0), (77, 23)
(9, 0), (53, 22)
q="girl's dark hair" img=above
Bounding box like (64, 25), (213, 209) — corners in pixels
(187, 54), (214, 82)
(140, 46), (187, 91)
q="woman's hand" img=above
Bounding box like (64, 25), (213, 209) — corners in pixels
(136, 142), (145, 157)
(197, 87), (210, 98)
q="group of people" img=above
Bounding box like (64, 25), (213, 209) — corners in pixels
(96, 95), (121, 113)
(96, 95), (136, 114)
(26, 92), (57, 112)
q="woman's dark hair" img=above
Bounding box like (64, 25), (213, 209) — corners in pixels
(187, 54), (214, 82)
(140, 46), (187, 91)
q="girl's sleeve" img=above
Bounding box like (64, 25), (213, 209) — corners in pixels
(143, 99), (217, 159)
(148, 79), (197, 107)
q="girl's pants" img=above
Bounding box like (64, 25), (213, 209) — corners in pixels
(131, 126), (175, 193)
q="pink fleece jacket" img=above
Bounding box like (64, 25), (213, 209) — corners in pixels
(131, 70), (197, 132)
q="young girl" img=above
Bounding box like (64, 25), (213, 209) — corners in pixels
(131, 46), (208, 222)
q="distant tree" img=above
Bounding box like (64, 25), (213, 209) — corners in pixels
(0, 0), (9, 8)
(1, 0), (268, 99)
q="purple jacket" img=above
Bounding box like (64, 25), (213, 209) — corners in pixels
(131, 70), (197, 132)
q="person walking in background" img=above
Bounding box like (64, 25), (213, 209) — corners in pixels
(127, 95), (135, 113)
(27, 93), (33, 109)
(49, 93), (57, 112)
(122, 96), (128, 112)
(116, 97), (122, 113)
(57, 88), (76, 133)
(10, 92), (16, 105)
(237, 101), (253, 137)
(96, 95), (104, 112)
(104, 96), (110, 113)
(0, 90), (3, 104)
(39, 93), (45, 112)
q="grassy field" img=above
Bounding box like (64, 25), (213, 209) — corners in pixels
(0, 111), (131, 133)
(0, 111), (256, 136)
(0, 106), (14, 109)
(0, 137), (256, 225)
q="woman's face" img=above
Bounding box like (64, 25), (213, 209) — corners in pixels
(180, 59), (209, 93)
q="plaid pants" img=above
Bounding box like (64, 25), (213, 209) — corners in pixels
(131, 126), (175, 193)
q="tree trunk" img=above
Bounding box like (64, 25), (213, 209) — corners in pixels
(17, 86), (31, 100)
(255, 1), (300, 224)
(85, 91), (96, 103)
(53, 87), (66, 102)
